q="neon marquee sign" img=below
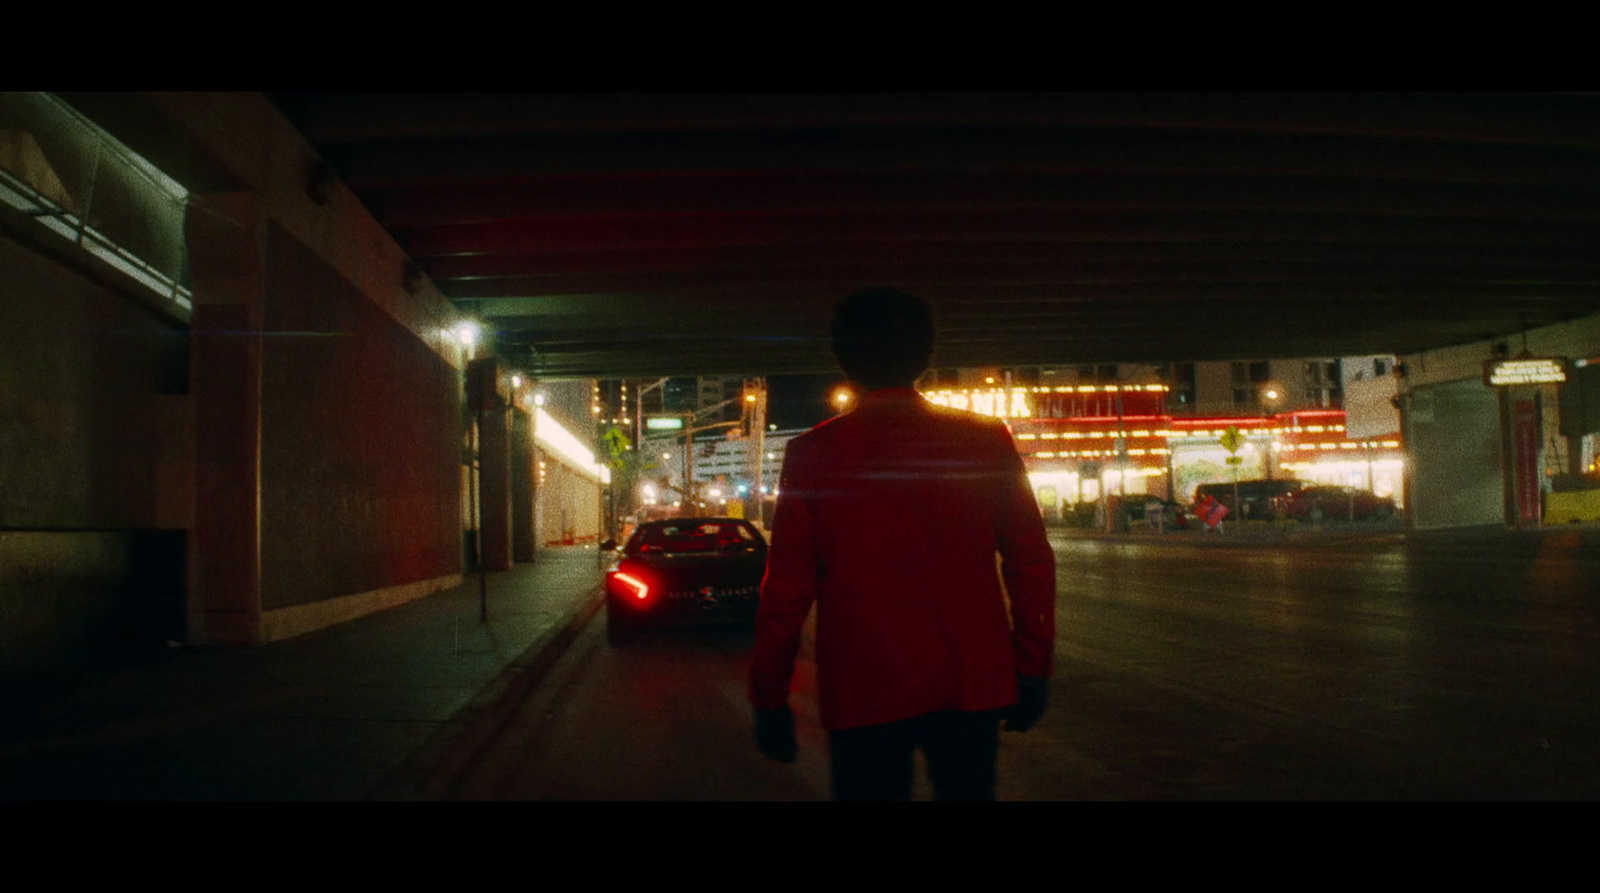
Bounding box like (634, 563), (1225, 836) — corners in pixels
(923, 389), (1033, 419)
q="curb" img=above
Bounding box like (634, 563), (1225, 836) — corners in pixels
(366, 586), (607, 801)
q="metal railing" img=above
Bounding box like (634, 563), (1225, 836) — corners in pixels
(0, 92), (191, 317)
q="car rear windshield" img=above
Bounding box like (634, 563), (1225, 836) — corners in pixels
(630, 521), (762, 554)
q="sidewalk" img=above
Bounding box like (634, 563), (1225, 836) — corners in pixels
(0, 546), (604, 801)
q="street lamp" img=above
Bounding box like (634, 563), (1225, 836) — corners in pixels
(1260, 381), (1286, 480)
(832, 387), (853, 413)
(1260, 380), (1286, 414)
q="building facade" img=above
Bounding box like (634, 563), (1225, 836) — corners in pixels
(918, 358), (1401, 519)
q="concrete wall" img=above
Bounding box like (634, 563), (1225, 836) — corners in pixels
(539, 460), (601, 546)
(0, 531), (184, 680)
(1403, 378), (1505, 528)
(2, 93), (474, 661)
(0, 234), (187, 530)
(0, 228), (190, 679)
(1398, 311), (1600, 528)
(258, 224), (462, 610)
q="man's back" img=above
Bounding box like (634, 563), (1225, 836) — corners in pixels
(750, 387), (1055, 731)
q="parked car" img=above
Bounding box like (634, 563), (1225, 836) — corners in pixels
(1273, 485), (1397, 522)
(1194, 479), (1313, 521)
(600, 517), (767, 643)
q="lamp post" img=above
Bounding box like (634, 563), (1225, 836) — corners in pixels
(1260, 382), (1286, 480)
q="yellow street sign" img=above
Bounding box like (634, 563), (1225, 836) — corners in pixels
(1220, 426), (1246, 454)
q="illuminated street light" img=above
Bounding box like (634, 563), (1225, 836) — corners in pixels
(1260, 380), (1287, 411)
(533, 392), (546, 406)
(832, 388), (853, 412)
(511, 374), (523, 388)
(453, 320), (480, 347)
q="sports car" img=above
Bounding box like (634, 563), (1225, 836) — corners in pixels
(600, 517), (768, 643)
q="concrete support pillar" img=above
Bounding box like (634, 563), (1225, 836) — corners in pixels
(511, 405), (537, 562)
(477, 370), (513, 572)
(186, 192), (265, 645)
(534, 446), (547, 548)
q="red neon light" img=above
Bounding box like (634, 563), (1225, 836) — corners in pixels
(1170, 417), (1272, 427)
(1047, 414), (1168, 424)
(613, 572), (650, 600)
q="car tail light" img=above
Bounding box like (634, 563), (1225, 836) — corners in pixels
(612, 571), (650, 600)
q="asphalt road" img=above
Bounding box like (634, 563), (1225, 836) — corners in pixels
(443, 525), (1600, 800)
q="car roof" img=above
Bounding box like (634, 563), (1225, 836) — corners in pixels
(637, 517), (747, 527)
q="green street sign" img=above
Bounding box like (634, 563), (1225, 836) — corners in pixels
(1225, 456), (1244, 465)
(646, 417), (685, 430)
(1220, 425), (1246, 454)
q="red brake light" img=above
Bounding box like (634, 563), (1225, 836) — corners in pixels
(613, 572), (650, 600)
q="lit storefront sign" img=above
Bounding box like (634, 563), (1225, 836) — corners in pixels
(924, 388), (1034, 418)
(922, 384), (1170, 421)
(1484, 357), (1567, 386)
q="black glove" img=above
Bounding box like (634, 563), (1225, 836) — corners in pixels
(1005, 675), (1049, 732)
(754, 705), (798, 763)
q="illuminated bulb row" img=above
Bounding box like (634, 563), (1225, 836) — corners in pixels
(1019, 431), (1170, 441)
(1031, 448), (1173, 459)
(1168, 425), (1346, 439)
(1277, 440), (1401, 452)
(925, 384), (1169, 397)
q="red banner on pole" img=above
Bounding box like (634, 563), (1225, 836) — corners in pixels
(1512, 397), (1541, 525)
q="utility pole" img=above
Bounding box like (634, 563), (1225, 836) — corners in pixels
(746, 378), (767, 525)
(685, 410), (695, 512)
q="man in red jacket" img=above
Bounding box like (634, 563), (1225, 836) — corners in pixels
(747, 286), (1057, 801)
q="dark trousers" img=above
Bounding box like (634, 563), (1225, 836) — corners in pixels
(828, 709), (1006, 801)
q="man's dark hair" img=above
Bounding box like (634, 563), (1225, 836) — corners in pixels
(830, 286), (936, 390)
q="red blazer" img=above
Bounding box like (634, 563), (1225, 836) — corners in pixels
(748, 388), (1056, 731)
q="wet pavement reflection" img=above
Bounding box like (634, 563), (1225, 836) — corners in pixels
(1022, 526), (1600, 799)
(450, 525), (1600, 800)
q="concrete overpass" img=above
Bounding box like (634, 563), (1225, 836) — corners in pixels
(3, 92), (1598, 682)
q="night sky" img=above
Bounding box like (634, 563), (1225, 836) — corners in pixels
(766, 373), (848, 432)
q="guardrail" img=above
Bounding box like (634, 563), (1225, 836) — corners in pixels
(0, 92), (190, 317)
